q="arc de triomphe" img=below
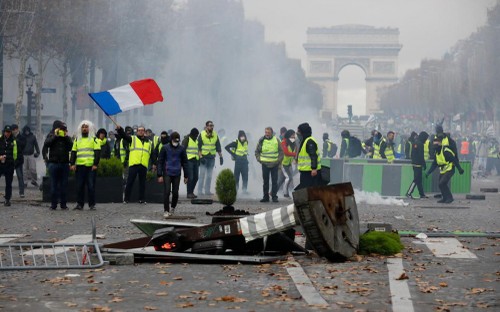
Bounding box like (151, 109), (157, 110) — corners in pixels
(303, 25), (402, 120)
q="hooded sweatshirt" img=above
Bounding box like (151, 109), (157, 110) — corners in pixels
(297, 122), (319, 170)
(224, 130), (249, 163)
(21, 125), (40, 156)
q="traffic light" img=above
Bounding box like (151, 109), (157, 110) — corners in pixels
(347, 105), (353, 117)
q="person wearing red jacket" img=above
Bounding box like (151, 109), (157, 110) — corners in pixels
(278, 129), (297, 198)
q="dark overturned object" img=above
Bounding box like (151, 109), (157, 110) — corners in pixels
(103, 183), (359, 263)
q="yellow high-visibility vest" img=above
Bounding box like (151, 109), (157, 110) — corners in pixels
(128, 136), (152, 167)
(72, 137), (100, 166)
(200, 130), (218, 156)
(260, 137), (279, 163)
(298, 137), (321, 171)
(436, 146), (454, 174)
(186, 137), (199, 160)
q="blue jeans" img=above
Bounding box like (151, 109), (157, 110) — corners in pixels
(186, 159), (199, 195)
(15, 165), (24, 195)
(198, 157), (215, 194)
(76, 165), (97, 207)
(48, 163), (69, 208)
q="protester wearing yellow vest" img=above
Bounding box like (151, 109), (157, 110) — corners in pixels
(277, 129), (297, 198)
(182, 128), (200, 198)
(225, 130), (250, 194)
(295, 122), (323, 190)
(70, 120), (101, 210)
(118, 125), (152, 204)
(96, 128), (111, 159)
(0, 125), (18, 206)
(382, 131), (396, 163)
(255, 127), (283, 202)
(151, 131), (169, 172)
(197, 121), (223, 196)
(426, 134), (464, 204)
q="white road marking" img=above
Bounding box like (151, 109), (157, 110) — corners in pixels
(387, 258), (415, 312)
(415, 238), (477, 259)
(286, 260), (329, 306)
(0, 234), (26, 244)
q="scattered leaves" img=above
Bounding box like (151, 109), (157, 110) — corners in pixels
(175, 302), (194, 308)
(155, 292), (168, 296)
(144, 306), (159, 310)
(214, 296), (247, 303)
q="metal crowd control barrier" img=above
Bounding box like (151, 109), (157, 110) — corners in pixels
(0, 217), (104, 270)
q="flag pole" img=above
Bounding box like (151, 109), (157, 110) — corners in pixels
(105, 113), (119, 128)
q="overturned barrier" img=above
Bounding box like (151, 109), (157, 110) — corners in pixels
(148, 183), (359, 262)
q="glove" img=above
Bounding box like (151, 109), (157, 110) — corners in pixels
(220, 157), (223, 166)
(200, 157), (206, 165)
(34, 153), (39, 158)
(458, 168), (464, 175)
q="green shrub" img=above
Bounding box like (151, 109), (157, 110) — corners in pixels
(358, 231), (404, 256)
(215, 169), (237, 206)
(96, 157), (123, 177)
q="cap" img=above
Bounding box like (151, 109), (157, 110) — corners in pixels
(3, 125), (12, 132)
(11, 124), (18, 130)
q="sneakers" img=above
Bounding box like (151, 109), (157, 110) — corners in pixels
(89, 205), (96, 210)
(187, 193), (197, 199)
(405, 193), (414, 199)
(50, 206), (57, 210)
(20, 194), (25, 198)
(31, 181), (38, 187)
(420, 195), (429, 199)
(139, 200), (147, 204)
(60, 205), (68, 210)
(272, 197), (279, 203)
(163, 211), (172, 218)
(4, 200), (11, 207)
(260, 198), (270, 203)
(443, 198), (454, 204)
(171, 207), (176, 214)
(73, 204), (83, 210)
(123, 200), (129, 204)
(283, 194), (290, 198)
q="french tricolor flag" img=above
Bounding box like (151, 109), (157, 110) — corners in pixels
(89, 78), (163, 116)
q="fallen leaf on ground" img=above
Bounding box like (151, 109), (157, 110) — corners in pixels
(156, 292), (168, 296)
(396, 273), (409, 280)
(439, 282), (448, 287)
(175, 302), (194, 308)
(214, 296), (247, 303)
(144, 306), (159, 310)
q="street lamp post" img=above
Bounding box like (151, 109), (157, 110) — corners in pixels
(25, 65), (36, 128)
(70, 83), (77, 129)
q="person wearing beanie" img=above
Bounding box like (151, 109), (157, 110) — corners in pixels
(96, 128), (111, 159)
(117, 124), (152, 204)
(0, 125), (18, 206)
(322, 132), (337, 158)
(255, 126), (283, 202)
(21, 124), (40, 187)
(151, 130), (169, 171)
(157, 131), (188, 218)
(339, 130), (351, 159)
(225, 130), (250, 194)
(116, 126), (134, 188)
(426, 135), (465, 204)
(295, 122), (324, 190)
(11, 124), (26, 198)
(182, 128), (200, 198)
(42, 120), (73, 210)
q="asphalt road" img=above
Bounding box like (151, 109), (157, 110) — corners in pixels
(0, 174), (498, 311)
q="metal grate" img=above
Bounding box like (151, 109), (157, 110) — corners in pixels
(0, 218), (104, 270)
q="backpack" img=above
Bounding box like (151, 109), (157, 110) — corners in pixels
(327, 141), (338, 158)
(348, 136), (362, 158)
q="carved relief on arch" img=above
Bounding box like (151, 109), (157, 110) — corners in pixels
(334, 58), (370, 77)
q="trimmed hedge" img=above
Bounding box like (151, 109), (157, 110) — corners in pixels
(215, 169), (237, 206)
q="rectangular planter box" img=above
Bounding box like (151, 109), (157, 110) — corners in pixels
(42, 176), (124, 203)
(325, 158), (471, 196)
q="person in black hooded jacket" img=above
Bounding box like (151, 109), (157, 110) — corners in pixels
(21, 125), (40, 187)
(42, 120), (73, 210)
(295, 122), (324, 190)
(225, 130), (249, 194)
(406, 131), (429, 199)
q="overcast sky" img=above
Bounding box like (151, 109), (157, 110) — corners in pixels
(241, 0), (496, 116)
